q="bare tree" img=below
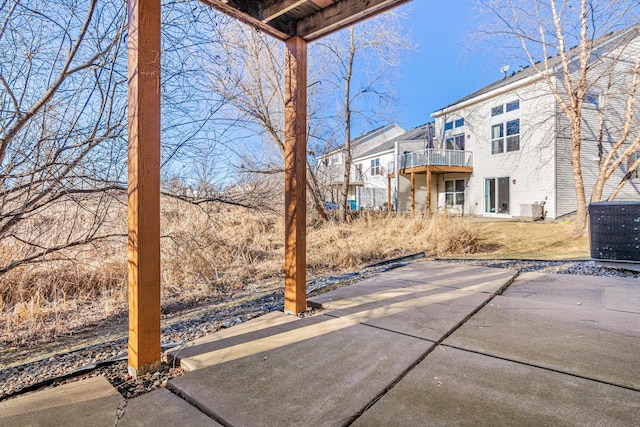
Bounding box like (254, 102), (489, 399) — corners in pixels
(0, 0), (128, 274)
(475, 0), (640, 235)
(0, 0), (256, 276)
(313, 13), (413, 221)
(205, 21), (329, 220)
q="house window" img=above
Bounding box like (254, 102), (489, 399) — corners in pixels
(491, 123), (504, 154)
(445, 118), (464, 131)
(584, 92), (600, 109)
(492, 100), (519, 116)
(445, 179), (465, 207)
(370, 158), (381, 176)
(446, 134), (465, 150)
(506, 119), (520, 151)
(506, 100), (520, 112)
(491, 119), (520, 154)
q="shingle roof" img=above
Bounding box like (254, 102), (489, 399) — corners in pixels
(319, 123), (404, 158)
(356, 123), (433, 159)
(433, 24), (640, 114)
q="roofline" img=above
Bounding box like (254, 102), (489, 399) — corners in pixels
(353, 138), (430, 162)
(354, 148), (395, 162)
(317, 123), (404, 159)
(431, 71), (549, 117)
(432, 24), (640, 117)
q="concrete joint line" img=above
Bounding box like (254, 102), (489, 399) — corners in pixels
(343, 271), (520, 426)
(114, 400), (127, 427)
(166, 381), (231, 427)
(441, 343), (640, 394)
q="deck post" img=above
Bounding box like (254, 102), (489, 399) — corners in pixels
(426, 167), (432, 216)
(127, 0), (162, 377)
(387, 175), (392, 213)
(410, 172), (415, 216)
(284, 36), (307, 315)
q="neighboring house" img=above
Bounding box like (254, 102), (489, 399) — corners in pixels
(393, 25), (640, 219)
(316, 123), (405, 209)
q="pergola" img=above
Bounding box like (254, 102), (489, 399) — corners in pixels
(127, 0), (411, 376)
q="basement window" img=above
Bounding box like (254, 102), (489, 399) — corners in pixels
(445, 179), (465, 207)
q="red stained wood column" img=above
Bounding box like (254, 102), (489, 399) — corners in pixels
(284, 36), (308, 315)
(127, 0), (161, 377)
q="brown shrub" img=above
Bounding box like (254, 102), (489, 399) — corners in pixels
(0, 203), (480, 345)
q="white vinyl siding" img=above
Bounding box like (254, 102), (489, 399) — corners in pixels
(434, 79), (557, 218)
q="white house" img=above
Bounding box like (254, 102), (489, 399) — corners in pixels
(317, 123), (405, 209)
(317, 123), (442, 210)
(393, 25), (640, 219)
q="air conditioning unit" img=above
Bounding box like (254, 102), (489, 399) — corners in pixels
(519, 203), (544, 220)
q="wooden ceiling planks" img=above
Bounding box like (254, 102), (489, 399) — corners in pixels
(198, 0), (411, 42)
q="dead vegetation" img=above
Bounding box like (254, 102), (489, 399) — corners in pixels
(0, 198), (590, 353)
(0, 201), (484, 347)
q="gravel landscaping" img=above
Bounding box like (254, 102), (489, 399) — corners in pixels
(1, 258), (638, 403)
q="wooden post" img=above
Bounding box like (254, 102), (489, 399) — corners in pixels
(387, 175), (391, 213)
(426, 167), (432, 216)
(127, 0), (161, 377)
(284, 36), (307, 315)
(410, 172), (415, 216)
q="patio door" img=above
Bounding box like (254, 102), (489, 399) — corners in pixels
(485, 177), (510, 214)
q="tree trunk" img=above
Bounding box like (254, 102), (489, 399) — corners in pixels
(570, 122), (589, 236)
(339, 28), (356, 222)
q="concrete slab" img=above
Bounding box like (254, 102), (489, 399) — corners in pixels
(311, 262), (516, 309)
(353, 346), (640, 426)
(445, 294), (640, 389)
(0, 376), (123, 427)
(504, 271), (640, 313)
(308, 261), (516, 341)
(168, 319), (432, 427)
(119, 388), (221, 427)
(167, 311), (304, 370)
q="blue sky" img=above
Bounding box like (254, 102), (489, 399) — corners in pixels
(393, 0), (505, 130)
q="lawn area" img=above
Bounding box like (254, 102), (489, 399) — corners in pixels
(470, 220), (590, 260)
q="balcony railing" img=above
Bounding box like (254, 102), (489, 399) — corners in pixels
(389, 149), (473, 172)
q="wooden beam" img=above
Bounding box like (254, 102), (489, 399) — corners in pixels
(262, 0), (306, 23)
(127, 0), (161, 377)
(284, 36), (307, 315)
(426, 167), (432, 216)
(311, 0), (334, 7)
(198, 0), (292, 41)
(400, 165), (473, 175)
(410, 171), (415, 216)
(298, 0), (411, 41)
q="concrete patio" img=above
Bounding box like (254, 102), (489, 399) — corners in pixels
(2, 260), (639, 426)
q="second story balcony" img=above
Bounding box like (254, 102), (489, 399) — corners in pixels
(318, 164), (365, 186)
(389, 149), (473, 175)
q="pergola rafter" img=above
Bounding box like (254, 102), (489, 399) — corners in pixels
(127, 0), (411, 377)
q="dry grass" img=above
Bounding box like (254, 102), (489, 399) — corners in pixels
(0, 204), (481, 347)
(0, 202), (586, 350)
(469, 220), (590, 260)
